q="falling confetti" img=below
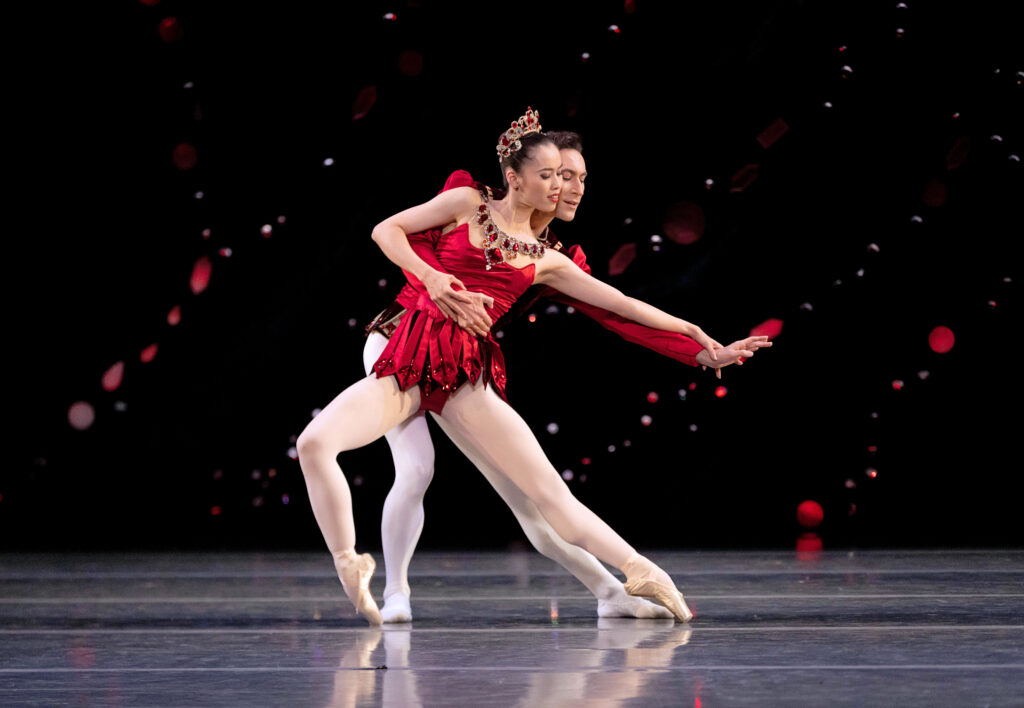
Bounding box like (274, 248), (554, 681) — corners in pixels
(714, 386), (727, 398)
(398, 50), (424, 77)
(756, 118), (790, 149)
(562, 470), (574, 480)
(547, 422), (559, 434)
(892, 380), (904, 390)
(647, 392), (659, 403)
(261, 224), (273, 238)
(640, 415), (652, 426)
(140, 344), (158, 363)
(167, 305), (182, 325)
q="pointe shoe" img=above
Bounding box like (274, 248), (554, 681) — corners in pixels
(621, 554), (694, 623)
(335, 550), (383, 626)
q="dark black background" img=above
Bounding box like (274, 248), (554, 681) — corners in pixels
(8, 1), (1021, 552)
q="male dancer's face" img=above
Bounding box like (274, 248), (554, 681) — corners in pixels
(555, 148), (587, 222)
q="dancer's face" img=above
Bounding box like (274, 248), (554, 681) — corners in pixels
(556, 149), (587, 222)
(510, 142), (562, 213)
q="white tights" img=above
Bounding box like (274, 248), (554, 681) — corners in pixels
(360, 332), (642, 605)
(296, 333), (656, 606)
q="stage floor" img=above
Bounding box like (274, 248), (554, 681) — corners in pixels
(1, 550), (1022, 706)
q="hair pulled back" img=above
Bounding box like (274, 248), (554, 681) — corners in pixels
(498, 131), (556, 188)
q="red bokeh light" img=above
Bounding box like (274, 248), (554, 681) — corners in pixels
(167, 305), (182, 326)
(581, 457), (592, 466)
(398, 50), (423, 77)
(750, 318), (783, 340)
(102, 361), (124, 392)
(352, 86), (377, 121)
(68, 401), (96, 431)
(928, 326), (955, 354)
(796, 532), (823, 553)
(140, 344), (158, 363)
(190, 255), (212, 294)
(646, 392), (659, 403)
(210, 506), (222, 516)
(892, 380), (904, 391)
(756, 118), (790, 149)
(715, 386), (727, 398)
(158, 17), (183, 42)
(662, 201), (706, 244)
(729, 163), (760, 193)
(172, 142), (197, 170)
(608, 243), (637, 276)
(796, 500), (824, 529)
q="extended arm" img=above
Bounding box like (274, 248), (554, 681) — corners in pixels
(535, 249), (720, 360)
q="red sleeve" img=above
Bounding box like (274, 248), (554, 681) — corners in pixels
(540, 244), (703, 367)
(401, 170), (479, 291)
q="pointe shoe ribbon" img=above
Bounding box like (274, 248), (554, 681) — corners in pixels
(336, 550), (383, 626)
(622, 553), (694, 623)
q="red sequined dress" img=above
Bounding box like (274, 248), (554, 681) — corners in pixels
(368, 170), (704, 413)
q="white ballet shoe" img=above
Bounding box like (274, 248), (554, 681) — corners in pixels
(335, 550), (383, 626)
(380, 592), (413, 623)
(597, 593), (675, 619)
(621, 554), (694, 623)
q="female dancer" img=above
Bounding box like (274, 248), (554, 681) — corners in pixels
(363, 131), (768, 622)
(298, 108), (767, 625)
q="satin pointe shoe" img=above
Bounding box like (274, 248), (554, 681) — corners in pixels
(621, 554), (694, 623)
(335, 550), (383, 626)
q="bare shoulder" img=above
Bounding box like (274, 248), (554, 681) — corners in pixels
(442, 186), (484, 223)
(534, 246), (573, 284)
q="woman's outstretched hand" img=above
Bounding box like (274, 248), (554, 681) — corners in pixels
(695, 335), (772, 379)
(420, 270), (495, 337)
(689, 327), (725, 364)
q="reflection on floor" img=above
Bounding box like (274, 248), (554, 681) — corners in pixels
(1, 550), (1022, 706)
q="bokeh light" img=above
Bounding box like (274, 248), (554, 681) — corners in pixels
(158, 17), (183, 42)
(662, 201), (706, 245)
(928, 325), (955, 353)
(68, 401), (96, 431)
(102, 361), (124, 392)
(647, 391), (659, 403)
(167, 305), (182, 325)
(608, 243), (637, 275)
(190, 255), (212, 294)
(796, 500), (824, 529)
(750, 318), (783, 339)
(640, 415), (652, 426)
(140, 344), (158, 363)
(172, 142), (197, 170)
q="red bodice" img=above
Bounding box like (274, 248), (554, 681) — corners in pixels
(373, 221), (536, 413)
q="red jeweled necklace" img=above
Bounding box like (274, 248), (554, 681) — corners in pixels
(473, 196), (547, 271)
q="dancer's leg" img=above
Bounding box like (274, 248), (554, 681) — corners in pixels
(296, 372), (421, 624)
(431, 412), (672, 619)
(439, 382), (691, 621)
(440, 382), (637, 567)
(363, 332), (436, 622)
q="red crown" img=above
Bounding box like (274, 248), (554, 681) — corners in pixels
(496, 107), (542, 161)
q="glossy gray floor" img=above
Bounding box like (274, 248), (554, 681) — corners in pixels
(1, 550), (1022, 707)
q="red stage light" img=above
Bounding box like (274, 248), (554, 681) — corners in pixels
(796, 500), (824, 528)
(101, 361), (124, 392)
(929, 326), (955, 353)
(190, 255), (212, 294)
